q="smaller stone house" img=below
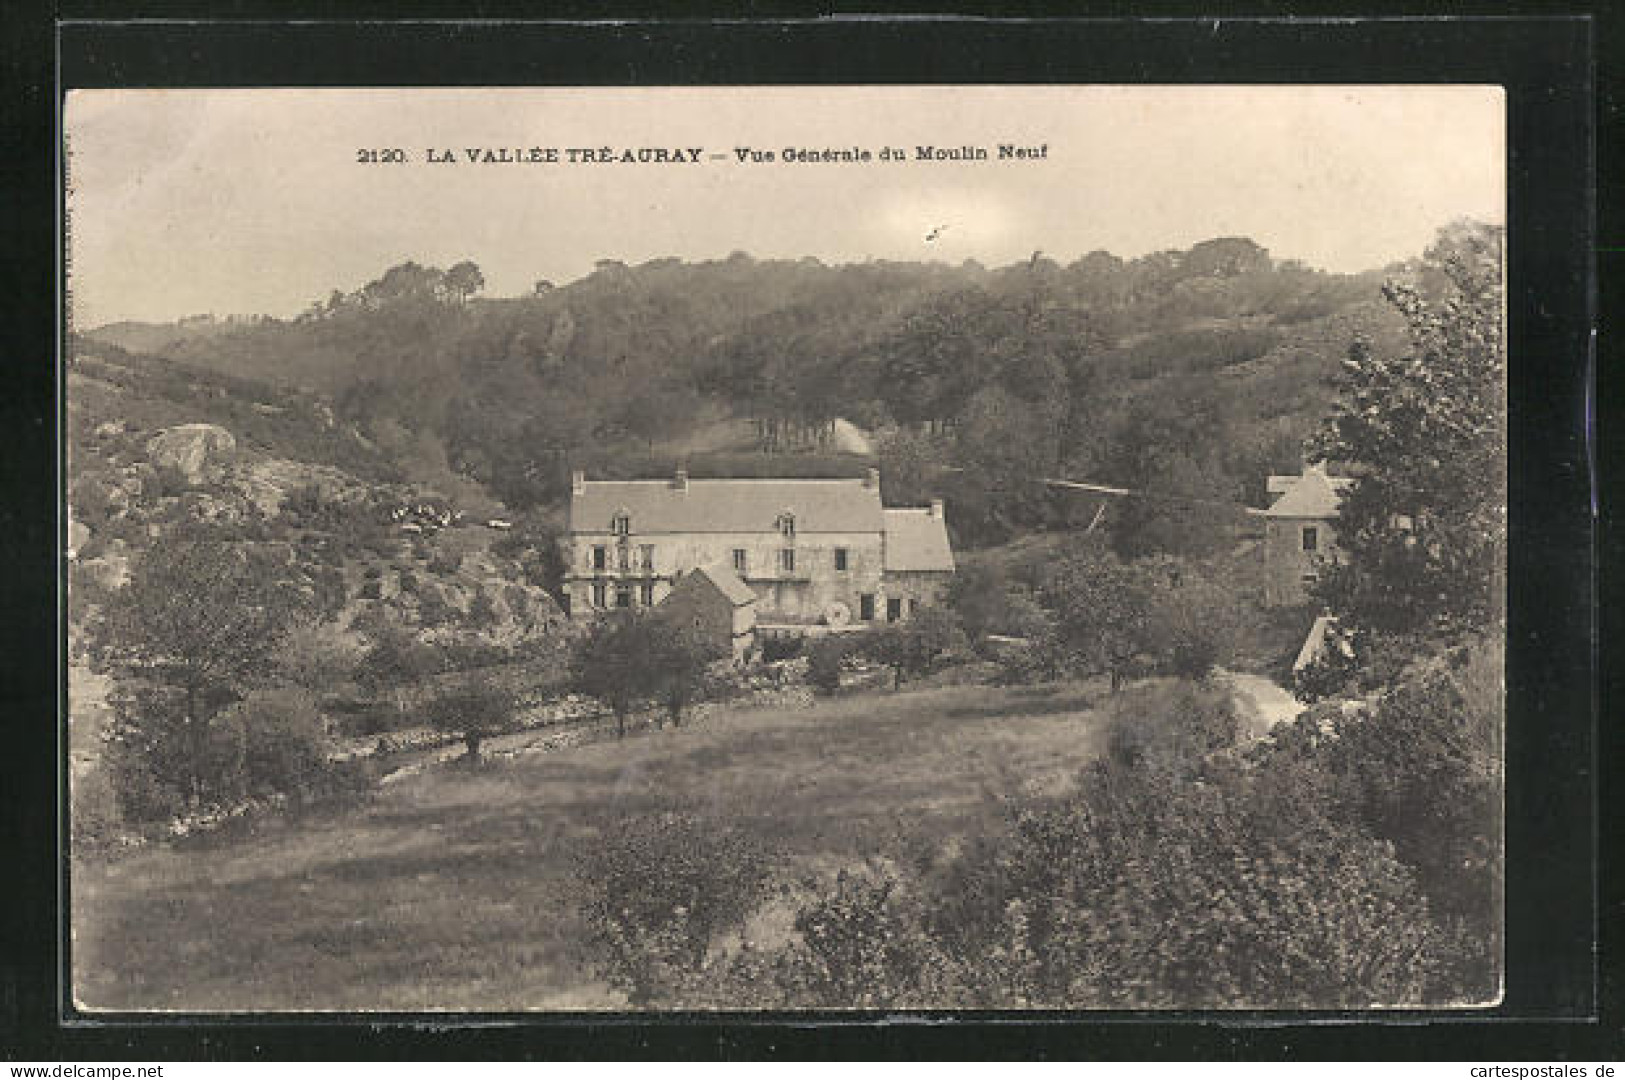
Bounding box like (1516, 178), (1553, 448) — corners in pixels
(658, 562), (758, 661)
(879, 503), (956, 621)
(1262, 464), (1354, 607)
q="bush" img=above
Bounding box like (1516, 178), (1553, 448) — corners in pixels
(860, 607), (969, 689)
(416, 593), (456, 629)
(107, 738), (188, 823)
(759, 636), (804, 663)
(575, 809), (775, 1006)
(1031, 762), (1444, 1008)
(774, 864), (951, 1008)
(1104, 679), (1241, 777)
(427, 548), (464, 576)
(1307, 642), (1503, 999)
(425, 680), (516, 762)
(805, 637), (849, 695)
(224, 690), (334, 801)
(149, 463), (194, 499)
(104, 684), (347, 821)
(466, 588), (499, 630)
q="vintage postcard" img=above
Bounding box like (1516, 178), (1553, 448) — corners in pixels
(64, 85), (1506, 1012)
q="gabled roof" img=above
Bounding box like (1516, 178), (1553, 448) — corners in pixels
(570, 478), (884, 534)
(883, 508), (955, 572)
(679, 562), (757, 607)
(1264, 468), (1353, 519)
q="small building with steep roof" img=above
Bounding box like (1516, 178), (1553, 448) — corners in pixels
(1262, 464), (1354, 607)
(658, 562), (758, 661)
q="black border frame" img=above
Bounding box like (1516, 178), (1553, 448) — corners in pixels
(1, 7), (1607, 1061)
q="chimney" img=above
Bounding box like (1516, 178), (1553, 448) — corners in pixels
(864, 467), (880, 490)
(929, 498), (944, 520)
(571, 469), (586, 496)
(672, 468), (688, 492)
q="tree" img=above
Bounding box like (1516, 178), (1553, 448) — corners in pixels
(569, 611), (654, 738)
(1309, 220), (1505, 652)
(1039, 547), (1158, 691)
(1097, 378), (1244, 559)
(1144, 566), (1242, 680)
(95, 537), (303, 807)
(945, 562), (1053, 644)
(863, 607), (967, 690)
(645, 615), (720, 728)
(445, 260), (485, 305)
(427, 681), (517, 763)
(355, 624), (444, 722)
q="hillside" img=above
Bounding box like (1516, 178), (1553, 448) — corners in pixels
(81, 239), (1409, 553)
(66, 345), (572, 814)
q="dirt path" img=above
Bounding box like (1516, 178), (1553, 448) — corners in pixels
(1220, 669), (1304, 741)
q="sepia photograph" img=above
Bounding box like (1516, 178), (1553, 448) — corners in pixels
(63, 85), (1507, 1013)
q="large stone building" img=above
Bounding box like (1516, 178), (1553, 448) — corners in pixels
(563, 468), (955, 627)
(1261, 464), (1354, 606)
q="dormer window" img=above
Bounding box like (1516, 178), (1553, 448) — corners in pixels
(611, 511), (631, 536)
(776, 512), (796, 539)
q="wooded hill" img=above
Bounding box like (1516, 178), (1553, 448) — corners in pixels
(83, 237), (1415, 554)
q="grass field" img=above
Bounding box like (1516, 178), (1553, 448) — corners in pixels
(73, 680), (1114, 1012)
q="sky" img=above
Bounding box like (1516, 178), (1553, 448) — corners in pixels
(64, 86), (1505, 328)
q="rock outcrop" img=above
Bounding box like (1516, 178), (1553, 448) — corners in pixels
(145, 424), (237, 485)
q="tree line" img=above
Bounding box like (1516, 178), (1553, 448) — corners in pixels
(109, 238), (1401, 557)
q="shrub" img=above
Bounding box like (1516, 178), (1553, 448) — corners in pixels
(427, 548), (464, 576)
(278, 482), (347, 530)
(805, 637), (849, 695)
(425, 681), (516, 762)
(1040, 764), (1443, 1008)
(219, 689), (334, 801)
(466, 587), (500, 630)
(149, 463), (193, 499)
(770, 863), (966, 1008)
(504, 585), (531, 622)
(1307, 642), (1503, 1000)
(357, 580), (383, 600)
(991, 633), (1067, 686)
(860, 607), (968, 689)
(1104, 678), (1241, 777)
(575, 809), (775, 1006)
(107, 737), (189, 823)
(416, 593), (456, 629)
(274, 622), (361, 695)
(759, 636), (804, 663)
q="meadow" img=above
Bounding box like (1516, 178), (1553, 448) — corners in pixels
(73, 680), (1113, 1012)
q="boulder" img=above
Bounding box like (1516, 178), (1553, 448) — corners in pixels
(145, 424), (236, 485)
(80, 552), (130, 591)
(67, 519), (90, 557)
